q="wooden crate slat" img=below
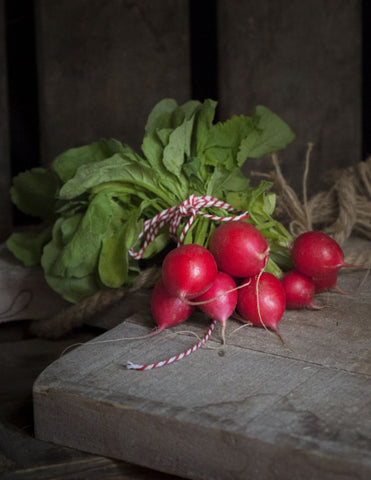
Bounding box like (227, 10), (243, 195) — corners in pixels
(35, 0), (191, 164)
(0, 0), (13, 241)
(217, 0), (362, 193)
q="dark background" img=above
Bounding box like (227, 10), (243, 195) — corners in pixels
(2, 0), (368, 230)
(364, 0), (371, 158)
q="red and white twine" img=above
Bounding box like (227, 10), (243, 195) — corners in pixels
(126, 320), (217, 371)
(126, 194), (248, 371)
(128, 194), (249, 259)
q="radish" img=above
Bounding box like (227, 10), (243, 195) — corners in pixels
(193, 271), (238, 344)
(161, 243), (217, 300)
(312, 271), (349, 295)
(281, 270), (323, 309)
(151, 277), (195, 333)
(237, 272), (286, 333)
(208, 221), (269, 278)
(312, 271), (338, 293)
(291, 231), (357, 278)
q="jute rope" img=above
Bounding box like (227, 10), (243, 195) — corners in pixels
(29, 266), (161, 339)
(266, 150), (371, 246)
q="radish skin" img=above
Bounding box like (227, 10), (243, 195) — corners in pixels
(312, 271), (338, 293)
(193, 271), (238, 344)
(237, 272), (286, 332)
(208, 221), (269, 278)
(151, 278), (195, 333)
(161, 244), (217, 300)
(282, 270), (320, 309)
(313, 272), (350, 295)
(291, 231), (357, 278)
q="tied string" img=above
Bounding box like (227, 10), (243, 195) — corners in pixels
(126, 194), (248, 371)
(128, 194), (249, 260)
(126, 320), (217, 371)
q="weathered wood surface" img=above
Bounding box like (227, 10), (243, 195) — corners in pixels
(0, 325), (181, 479)
(217, 0), (362, 194)
(35, 0), (191, 164)
(33, 244), (371, 480)
(0, 423), (182, 480)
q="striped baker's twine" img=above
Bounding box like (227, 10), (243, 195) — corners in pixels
(128, 194), (249, 259)
(126, 320), (217, 371)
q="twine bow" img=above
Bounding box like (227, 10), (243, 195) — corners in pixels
(128, 194), (249, 259)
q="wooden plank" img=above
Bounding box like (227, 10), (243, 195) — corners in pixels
(0, 0), (12, 241)
(0, 423), (180, 480)
(0, 331), (97, 429)
(33, 243), (371, 480)
(0, 323), (180, 479)
(217, 0), (362, 194)
(35, 0), (191, 164)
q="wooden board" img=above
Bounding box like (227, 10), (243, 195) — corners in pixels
(0, 422), (183, 480)
(33, 258), (371, 480)
(0, 324), (181, 480)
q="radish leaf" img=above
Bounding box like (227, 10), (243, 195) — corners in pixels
(10, 168), (61, 220)
(237, 105), (295, 163)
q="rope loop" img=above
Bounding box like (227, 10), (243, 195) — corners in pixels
(128, 194), (249, 259)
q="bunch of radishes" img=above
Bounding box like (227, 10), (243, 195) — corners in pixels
(150, 221), (357, 343)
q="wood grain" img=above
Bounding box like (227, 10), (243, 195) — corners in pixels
(0, 423), (181, 479)
(33, 241), (371, 480)
(0, 320), (180, 479)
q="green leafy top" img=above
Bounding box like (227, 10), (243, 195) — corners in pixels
(7, 99), (295, 303)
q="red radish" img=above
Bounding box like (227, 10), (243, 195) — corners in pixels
(291, 231), (356, 278)
(193, 271), (238, 344)
(312, 271), (338, 293)
(161, 243), (217, 300)
(208, 221), (269, 278)
(313, 271), (349, 295)
(151, 278), (195, 333)
(237, 272), (286, 332)
(281, 270), (322, 309)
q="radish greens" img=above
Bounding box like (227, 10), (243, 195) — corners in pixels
(7, 99), (295, 303)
